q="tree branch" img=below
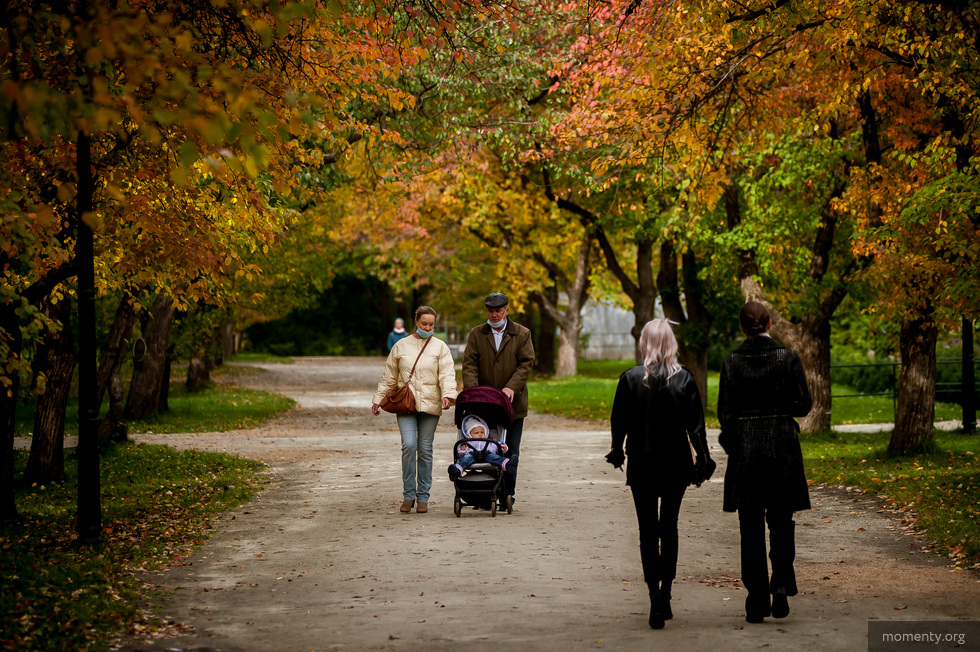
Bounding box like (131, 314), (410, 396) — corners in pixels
(539, 164), (640, 301)
(727, 0), (792, 23)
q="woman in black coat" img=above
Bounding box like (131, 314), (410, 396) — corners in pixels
(607, 319), (715, 630)
(718, 301), (813, 623)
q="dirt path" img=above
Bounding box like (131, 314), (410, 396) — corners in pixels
(120, 357), (980, 652)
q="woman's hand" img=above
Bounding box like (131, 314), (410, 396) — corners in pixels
(605, 448), (625, 470)
(371, 403), (381, 416)
(442, 397), (451, 410)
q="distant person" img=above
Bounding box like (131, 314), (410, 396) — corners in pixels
(448, 415), (516, 481)
(607, 319), (715, 629)
(461, 292), (534, 506)
(373, 306), (457, 514)
(718, 301), (813, 624)
(386, 317), (409, 353)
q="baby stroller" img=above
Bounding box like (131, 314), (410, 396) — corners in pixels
(452, 386), (514, 517)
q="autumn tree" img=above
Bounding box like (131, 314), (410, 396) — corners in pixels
(545, 0), (979, 446)
(0, 0), (447, 520)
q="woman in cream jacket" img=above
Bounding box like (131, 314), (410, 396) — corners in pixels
(372, 306), (458, 514)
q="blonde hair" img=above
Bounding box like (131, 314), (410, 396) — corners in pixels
(639, 319), (682, 385)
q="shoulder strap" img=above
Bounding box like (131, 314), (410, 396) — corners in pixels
(406, 336), (433, 380)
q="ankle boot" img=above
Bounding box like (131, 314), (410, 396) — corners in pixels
(660, 581), (673, 620)
(648, 587), (665, 629)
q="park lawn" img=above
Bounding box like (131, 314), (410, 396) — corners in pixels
(529, 367), (720, 424)
(801, 430), (980, 570)
(0, 444), (265, 652)
(529, 359), (962, 427)
(127, 385), (295, 434)
(14, 383), (295, 437)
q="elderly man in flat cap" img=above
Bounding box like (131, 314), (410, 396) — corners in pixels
(462, 292), (536, 506)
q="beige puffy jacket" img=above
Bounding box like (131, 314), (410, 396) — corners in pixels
(373, 335), (458, 416)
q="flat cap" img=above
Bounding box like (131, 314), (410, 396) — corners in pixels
(484, 292), (509, 308)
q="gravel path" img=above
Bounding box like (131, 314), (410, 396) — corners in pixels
(117, 357), (980, 652)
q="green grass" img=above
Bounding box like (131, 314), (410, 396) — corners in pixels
(15, 384), (295, 437)
(127, 385), (295, 434)
(1, 444), (265, 652)
(529, 359), (963, 427)
(801, 430), (980, 569)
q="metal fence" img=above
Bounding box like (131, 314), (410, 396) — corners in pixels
(831, 358), (979, 428)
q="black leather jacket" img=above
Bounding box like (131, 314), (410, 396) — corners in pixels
(610, 365), (711, 486)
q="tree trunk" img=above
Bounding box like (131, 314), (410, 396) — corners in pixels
(533, 288), (558, 374)
(96, 296), (135, 444)
(532, 234), (592, 378)
(96, 295), (135, 409)
(219, 319), (236, 363)
(555, 323), (582, 377)
(124, 295), (176, 420)
(97, 373), (128, 444)
(657, 243), (713, 408)
(159, 348), (173, 413)
(889, 314), (938, 455)
(629, 239), (659, 364)
(0, 306), (21, 521)
(24, 294), (76, 485)
(796, 318), (833, 432)
(186, 356), (212, 391)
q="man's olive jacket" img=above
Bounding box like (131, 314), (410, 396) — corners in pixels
(461, 320), (535, 419)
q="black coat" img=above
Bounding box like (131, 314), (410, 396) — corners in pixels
(611, 366), (711, 488)
(718, 335), (813, 513)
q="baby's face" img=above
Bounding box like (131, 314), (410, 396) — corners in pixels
(470, 426), (487, 438)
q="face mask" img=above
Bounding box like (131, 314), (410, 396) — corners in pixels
(487, 318), (505, 329)
(417, 328), (433, 339)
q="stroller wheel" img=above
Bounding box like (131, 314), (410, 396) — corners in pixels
(506, 495), (513, 514)
(454, 496), (462, 518)
(490, 500), (497, 517)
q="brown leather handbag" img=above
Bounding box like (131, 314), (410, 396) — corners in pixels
(379, 336), (432, 414)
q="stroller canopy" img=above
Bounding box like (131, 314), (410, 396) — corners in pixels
(454, 386), (513, 429)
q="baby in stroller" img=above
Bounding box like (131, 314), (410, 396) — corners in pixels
(449, 386), (517, 516)
(448, 415), (518, 481)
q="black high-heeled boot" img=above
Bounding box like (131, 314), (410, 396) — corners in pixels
(660, 581), (673, 620)
(648, 587), (665, 629)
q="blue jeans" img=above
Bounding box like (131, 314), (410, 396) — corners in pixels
(503, 417), (524, 496)
(455, 452), (509, 472)
(396, 412), (440, 503)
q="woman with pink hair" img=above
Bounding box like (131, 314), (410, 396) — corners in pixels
(607, 318), (715, 629)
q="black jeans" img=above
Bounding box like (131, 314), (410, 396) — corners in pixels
(503, 417), (524, 496)
(737, 507), (798, 600)
(629, 481), (687, 590)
